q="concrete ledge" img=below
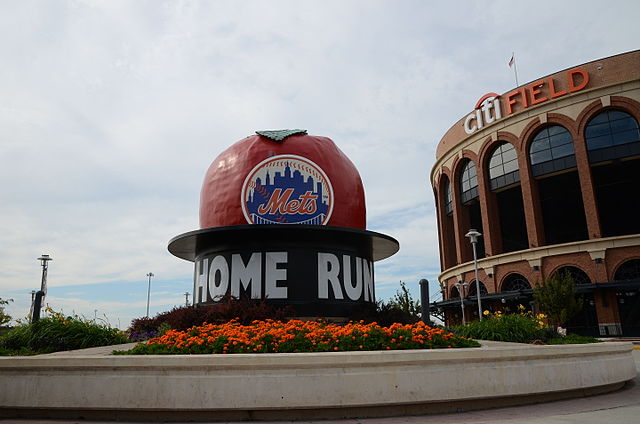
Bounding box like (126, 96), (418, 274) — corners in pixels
(0, 342), (636, 420)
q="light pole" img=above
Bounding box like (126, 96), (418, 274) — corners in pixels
(454, 282), (468, 325)
(32, 255), (52, 322)
(466, 229), (483, 321)
(146, 272), (154, 318)
(184, 291), (190, 307)
(37, 254), (52, 297)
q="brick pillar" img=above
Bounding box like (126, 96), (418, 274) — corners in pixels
(436, 213), (445, 271)
(518, 145), (545, 248)
(594, 290), (621, 333)
(476, 156), (500, 256)
(435, 177), (458, 270)
(573, 131), (602, 239)
(451, 169), (469, 264)
(434, 184), (447, 271)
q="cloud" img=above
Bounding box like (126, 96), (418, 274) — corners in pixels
(1, 0), (639, 327)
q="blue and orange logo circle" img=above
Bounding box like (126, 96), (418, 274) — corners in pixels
(241, 155), (334, 225)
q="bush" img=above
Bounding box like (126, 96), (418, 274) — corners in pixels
(451, 307), (548, 343)
(349, 301), (420, 327)
(0, 307), (129, 355)
(115, 320), (480, 355)
(533, 271), (583, 327)
(0, 297), (12, 327)
(387, 281), (421, 319)
(128, 296), (296, 337)
(348, 281), (423, 327)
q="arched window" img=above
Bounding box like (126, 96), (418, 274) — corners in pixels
(444, 178), (453, 215)
(488, 142), (520, 191)
(585, 110), (640, 163)
(552, 266), (591, 285)
(614, 259), (640, 281)
(467, 280), (488, 296)
(450, 285), (461, 298)
(529, 125), (576, 177)
(501, 274), (531, 292)
(460, 160), (478, 203)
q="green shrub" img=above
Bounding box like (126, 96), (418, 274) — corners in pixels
(451, 308), (548, 343)
(128, 296), (296, 337)
(547, 333), (602, 344)
(349, 301), (420, 327)
(387, 281), (421, 319)
(0, 308), (129, 355)
(533, 270), (583, 327)
(0, 297), (12, 327)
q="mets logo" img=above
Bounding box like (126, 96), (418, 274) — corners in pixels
(241, 155), (334, 225)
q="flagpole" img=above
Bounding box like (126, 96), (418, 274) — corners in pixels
(510, 52), (520, 87)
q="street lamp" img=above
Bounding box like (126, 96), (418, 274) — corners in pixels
(37, 254), (52, 296)
(32, 255), (52, 322)
(465, 229), (483, 321)
(146, 272), (154, 318)
(454, 282), (468, 325)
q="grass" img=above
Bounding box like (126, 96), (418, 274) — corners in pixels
(547, 334), (602, 344)
(0, 308), (129, 355)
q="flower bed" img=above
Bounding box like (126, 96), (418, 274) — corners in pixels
(116, 319), (479, 354)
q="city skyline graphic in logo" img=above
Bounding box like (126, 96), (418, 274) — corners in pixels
(241, 155), (333, 225)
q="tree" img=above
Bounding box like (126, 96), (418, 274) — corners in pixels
(533, 271), (583, 327)
(0, 298), (13, 327)
(388, 281), (421, 318)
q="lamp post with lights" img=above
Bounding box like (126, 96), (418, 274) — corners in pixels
(454, 282), (468, 325)
(32, 255), (52, 322)
(465, 229), (483, 320)
(146, 272), (154, 318)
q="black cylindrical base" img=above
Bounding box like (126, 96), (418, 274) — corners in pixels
(168, 225), (399, 318)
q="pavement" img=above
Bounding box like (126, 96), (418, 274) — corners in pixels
(1, 344), (639, 424)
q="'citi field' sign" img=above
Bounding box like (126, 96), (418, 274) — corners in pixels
(464, 68), (589, 135)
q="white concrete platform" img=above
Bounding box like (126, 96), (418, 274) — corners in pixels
(0, 341), (636, 421)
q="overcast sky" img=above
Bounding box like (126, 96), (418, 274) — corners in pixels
(2, 0), (639, 328)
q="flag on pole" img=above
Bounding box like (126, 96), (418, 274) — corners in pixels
(508, 52), (519, 86)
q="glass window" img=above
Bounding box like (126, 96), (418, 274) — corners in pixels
(444, 178), (453, 215)
(586, 110), (640, 163)
(460, 160), (478, 202)
(503, 159), (519, 174)
(489, 142), (520, 191)
(530, 150), (552, 164)
(501, 274), (531, 292)
(529, 126), (575, 165)
(552, 266), (591, 285)
(614, 259), (640, 281)
(552, 143), (574, 158)
(467, 281), (488, 296)
(488, 143), (519, 179)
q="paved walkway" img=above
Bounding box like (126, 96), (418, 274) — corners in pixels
(2, 346), (639, 424)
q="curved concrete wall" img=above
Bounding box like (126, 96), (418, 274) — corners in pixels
(0, 342), (636, 420)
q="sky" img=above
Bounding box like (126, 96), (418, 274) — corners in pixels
(1, 0), (639, 329)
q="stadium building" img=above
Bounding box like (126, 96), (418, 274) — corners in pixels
(430, 50), (640, 336)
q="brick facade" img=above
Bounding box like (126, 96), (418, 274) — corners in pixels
(431, 50), (640, 335)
